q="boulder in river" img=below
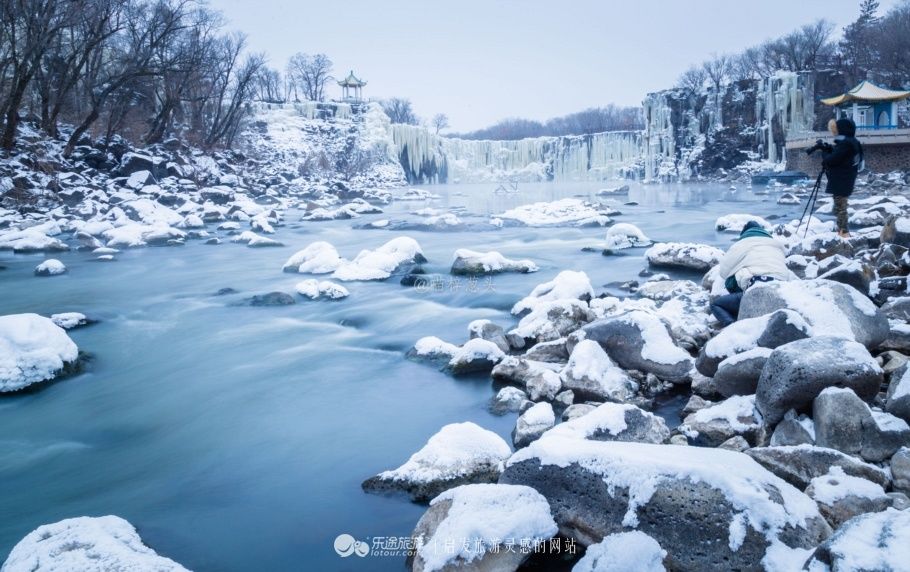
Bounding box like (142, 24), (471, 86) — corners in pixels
(745, 445), (890, 489)
(679, 394), (765, 447)
(572, 310), (693, 383)
(247, 292), (296, 306)
(512, 402), (555, 448)
(738, 279), (889, 349)
(755, 336), (883, 426)
(1, 515), (189, 572)
(511, 270), (594, 315)
(500, 438), (831, 571)
(408, 484), (557, 572)
(450, 249), (538, 275)
(362, 422), (511, 502)
(34, 258), (67, 276)
(644, 242), (723, 272)
(542, 401), (670, 444)
(559, 339), (638, 402)
(0, 313), (80, 392)
(805, 467), (891, 529)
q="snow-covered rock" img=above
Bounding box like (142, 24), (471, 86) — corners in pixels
(887, 363), (910, 424)
(695, 309), (811, 378)
(805, 508), (910, 571)
(512, 402), (555, 448)
(644, 242), (723, 272)
(332, 237), (425, 281)
(572, 531), (666, 572)
(467, 320), (510, 353)
(559, 340), (637, 402)
(410, 336), (459, 362)
(805, 466), (891, 528)
(491, 357), (563, 401)
(1, 515), (189, 572)
(362, 422), (511, 502)
(715, 214), (770, 233)
(756, 337), (883, 426)
(508, 299), (593, 346)
(496, 198), (613, 227)
(739, 279), (889, 349)
(409, 484), (557, 572)
(572, 310), (693, 383)
(746, 445), (890, 490)
(230, 230), (282, 247)
(445, 339), (505, 375)
(450, 249), (538, 275)
(50, 312), (90, 330)
(102, 223), (185, 248)
(542, 402), (669, 444)
(501, 438), (830, 570)
(511, 270), (594, 315)
(34, 258), (66, 276)
(679, 395), (764, 447)
(282, 241), (343, 274)
(604, 223), (652, 250)
(777, 193), (800, 205)
(0, 228), (68, 252)
(294, 279), (349, 300)
(0, 313), (79, 392)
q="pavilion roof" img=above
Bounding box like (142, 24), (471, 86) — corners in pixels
(338, 71), (367, 87)
(821, 80), (910, 105)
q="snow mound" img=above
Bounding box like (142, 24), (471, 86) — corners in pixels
(512, 270), (594, 315)
(332, 237), (424, 281)
(34, 259), (66, 276)
(0, 313), (79, 392)
(295, 279), (349, 300)
(230, 230), (282, 247)
(416, 484), (558, 571)
(377, 422), (511, 485)
(50, 312), (89, 330)
(604, 223), (652, 250)
(496, 198), (613, 227)
(283, 241), (343, 273)
(1, 515), (189, 572)
(573, 531), (666, 572)
(451, 249), (538, 275)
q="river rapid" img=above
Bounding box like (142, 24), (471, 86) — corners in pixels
(0, 181), (801, 571)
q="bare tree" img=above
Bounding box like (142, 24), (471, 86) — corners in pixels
(677, 66), (707, 91)
(703, 54), (732, 92)
(0, 0), (78, 150)
(286, 52), (332, 101)
(254, 66), (283, 103)
(431, 113), (449, 134)
(875, 1), (910, 84)
(381, 97), (418, 125)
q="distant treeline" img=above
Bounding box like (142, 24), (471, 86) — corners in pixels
(449, 105), (645, 141)
(676, 0), (910, 92)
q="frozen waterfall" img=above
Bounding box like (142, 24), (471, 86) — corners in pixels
(390, 124), (643, 184)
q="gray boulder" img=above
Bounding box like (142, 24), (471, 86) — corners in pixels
(542, 402), (670, 444)
(892, 447), (910, 493)
(739, 279), (889, 349)
(818, 260), (874, 294)
(523, 339), (570, 363)
(572, 310), (693, 383)
(695, 309), (810, 378)
(500, 438), (830, 571)
(770, 410), (816, 447)
(512, 402), (555, 448)
(887, 362), (910, 423)
(745, 445), (890, 489)
(881, 296), (910, 322)
(679, 395), (764, 447)
(491, 357), (561, 401)
(813, 387), (872, 456)
(713, 348), (772, 398)
(755, 336), (883, 426)
(468, 319), (510, 353)
(805, 468), (891, 529)
(248, 292), (296, 306)
(806, 508), (910, 571)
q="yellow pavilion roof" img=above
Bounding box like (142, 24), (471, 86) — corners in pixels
(821, 80), (910, 105)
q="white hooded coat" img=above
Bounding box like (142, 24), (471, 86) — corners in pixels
(716, 235), (790, 291)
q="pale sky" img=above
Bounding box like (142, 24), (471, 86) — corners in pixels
(209, 0), (901, 131)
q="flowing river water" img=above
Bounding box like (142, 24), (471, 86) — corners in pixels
(0, 181), (801, 570)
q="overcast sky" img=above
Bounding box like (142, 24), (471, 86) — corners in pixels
(210, 0), (900, 131)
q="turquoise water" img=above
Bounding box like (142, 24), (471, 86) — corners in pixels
(0, 182), (797, 570)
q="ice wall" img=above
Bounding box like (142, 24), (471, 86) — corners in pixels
(390, 125), (643, 184)
(642, 71), (819, 181)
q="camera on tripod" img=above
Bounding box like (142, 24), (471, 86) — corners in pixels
(805, 139), (834, 155)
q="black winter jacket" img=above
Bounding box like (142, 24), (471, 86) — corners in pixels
(822, 135), (863, 197)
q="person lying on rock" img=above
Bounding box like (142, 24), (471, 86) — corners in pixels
(822, 117), (864, 239)
(710, 221), (790, 327)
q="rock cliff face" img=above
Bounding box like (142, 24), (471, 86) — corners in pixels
(642, 70), (849, 181)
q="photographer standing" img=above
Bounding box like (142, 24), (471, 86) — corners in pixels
(822, 118), (864, 239)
